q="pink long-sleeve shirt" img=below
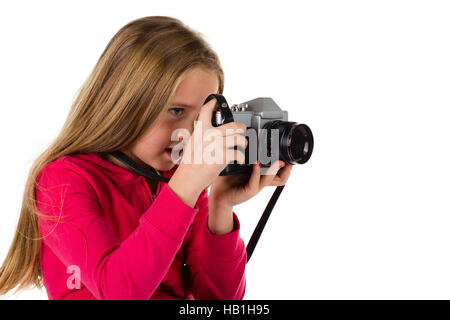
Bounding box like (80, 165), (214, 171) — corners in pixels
(35, 152), (246, 300)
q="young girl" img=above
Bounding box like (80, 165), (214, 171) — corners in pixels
(0, 16), (292, 300)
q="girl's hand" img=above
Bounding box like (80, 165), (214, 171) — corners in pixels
(168, 99), (248, 208)
(209, 160), (294, 208)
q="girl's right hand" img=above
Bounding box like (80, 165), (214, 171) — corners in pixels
(167, 98), (248, 208)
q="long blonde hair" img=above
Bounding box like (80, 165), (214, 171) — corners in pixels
(0, 16), (224, 295)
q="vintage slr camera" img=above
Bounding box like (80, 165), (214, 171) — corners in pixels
(205, 94), (314, 176)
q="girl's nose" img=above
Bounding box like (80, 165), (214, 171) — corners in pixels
(185, 118), (195, 135)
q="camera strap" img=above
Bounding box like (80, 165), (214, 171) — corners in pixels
(109, 150), (170, 182)
(108, 150), (284, 263)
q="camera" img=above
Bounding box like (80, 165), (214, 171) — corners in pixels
(207, 94), (314, 176)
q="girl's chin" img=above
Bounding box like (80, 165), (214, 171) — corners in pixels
(153, 161), (175, 172)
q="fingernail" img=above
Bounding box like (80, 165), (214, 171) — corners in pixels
(280, 161), (285, 167)
(257, 160), (261, 167)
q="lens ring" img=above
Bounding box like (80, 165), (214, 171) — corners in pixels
(263, 120), (314, 165)
(287, 124), (314, 164)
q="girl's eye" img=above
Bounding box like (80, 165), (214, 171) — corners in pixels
(169, 108), (184, 117)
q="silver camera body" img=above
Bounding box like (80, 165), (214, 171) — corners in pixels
(215, 97), (313, 176)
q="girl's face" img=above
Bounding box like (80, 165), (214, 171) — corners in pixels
(120, 66), (219, 172)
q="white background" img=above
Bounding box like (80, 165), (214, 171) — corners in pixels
(1, 0), (449, 300)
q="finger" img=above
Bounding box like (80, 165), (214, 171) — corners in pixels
(197, 98), (218, 126)
(269, 164), (293, 186)
(262, 160), (284, 176)
(202, 122), (246, 141)
(279, 164), (293, 180)
(260, 160), (285, 187)
(217, 121), (247, 136)
(246, 161), (261, 195)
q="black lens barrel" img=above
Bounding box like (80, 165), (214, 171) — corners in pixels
(263, 120), (314, 165)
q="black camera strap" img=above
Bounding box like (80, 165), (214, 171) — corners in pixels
(245, 185), (284, 262)
(204, 93), (234, 126)
(109, 150), (170, 182)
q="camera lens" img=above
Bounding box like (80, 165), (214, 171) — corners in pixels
(263, 120), (314, 165)
(287, 123), (313, 164)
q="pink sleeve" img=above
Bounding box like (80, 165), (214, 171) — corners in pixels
(36, 165), (198, 300)
(183, 190), (247, 300)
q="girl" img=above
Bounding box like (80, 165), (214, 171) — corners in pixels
(0, 16), (292, 300)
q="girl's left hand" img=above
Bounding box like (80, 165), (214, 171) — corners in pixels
(209, 160), (293, 208)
